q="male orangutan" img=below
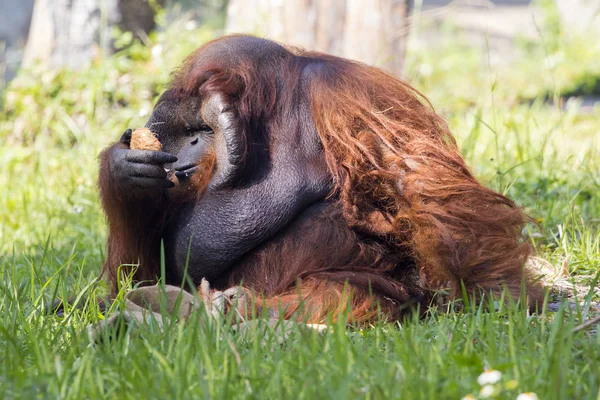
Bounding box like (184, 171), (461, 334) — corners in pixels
(99, 35), (542, 324)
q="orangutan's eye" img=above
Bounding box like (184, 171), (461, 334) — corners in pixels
(199, 125), (214, 134)
(185, 125), (213, 136)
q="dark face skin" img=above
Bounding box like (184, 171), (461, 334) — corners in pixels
(107, 36), (333, 285)
(145, 94), (214, 183)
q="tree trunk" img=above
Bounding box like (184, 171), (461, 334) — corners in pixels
(0, 0), (35, 84)
(225, 0), (412, 77)
(23, 0), (164, 69)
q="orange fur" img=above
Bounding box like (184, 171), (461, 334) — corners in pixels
(306, 55), (540, 302)
(257, 279), (387, 324)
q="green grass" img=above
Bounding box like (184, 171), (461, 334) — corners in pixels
(1, 10), (599, 400)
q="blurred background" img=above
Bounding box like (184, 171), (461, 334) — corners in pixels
(0, 0), (599, 292)
(2, 1), (599, 92)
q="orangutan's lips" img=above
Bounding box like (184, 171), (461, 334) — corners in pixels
(174, 166), (199, 180)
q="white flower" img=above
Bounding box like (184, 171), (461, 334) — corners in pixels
(477, 369), (502, 385)
(516, 393), (539, 400)
(461, 395), (477, 400)
(480, 384), (495, 398)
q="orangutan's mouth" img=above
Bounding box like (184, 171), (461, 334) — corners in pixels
(173, 166), (199, 181)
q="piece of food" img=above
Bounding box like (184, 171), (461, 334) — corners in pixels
(130, 128), (161, 151)
(167, 170), (179, 185)
(130, 128), (179, 185)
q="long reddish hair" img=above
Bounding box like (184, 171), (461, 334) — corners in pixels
(305, 54), (538, 300)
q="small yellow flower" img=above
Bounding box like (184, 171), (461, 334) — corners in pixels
(461, 395), (477, 400)
(480, 384), (495, 398)
(477, 369), (502, 385)
(516, 393), (539, 400)
(505, 379), (519, 390)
